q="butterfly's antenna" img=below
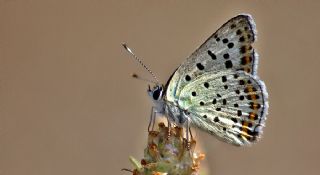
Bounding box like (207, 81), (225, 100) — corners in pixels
(122, 43), (160, 84)
(132, 73), (158, 84)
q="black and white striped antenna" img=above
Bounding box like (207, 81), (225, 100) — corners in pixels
(122, 43), (160, 84)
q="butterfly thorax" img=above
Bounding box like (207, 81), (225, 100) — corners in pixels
(148, 84), (189, 126)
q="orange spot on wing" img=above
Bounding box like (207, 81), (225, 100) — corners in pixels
(240, 121), (250, 139)
(252, 103), (261, 110)
(249, 94), (258, 100)
(249, 112), (257, 120)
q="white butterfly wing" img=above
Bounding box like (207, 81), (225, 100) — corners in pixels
(165, 14), (268, 146)
(178, 71), (268, 146)
(166, 14), (258, 103)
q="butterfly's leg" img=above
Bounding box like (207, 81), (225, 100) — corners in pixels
(166, 116), (172, 139)
(189, 126), (194, 141)
(148, 107), (156, 132)
(167, 117), (171, 128)
(186, 117), (191, 142)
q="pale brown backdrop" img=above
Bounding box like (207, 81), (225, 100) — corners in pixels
(1, 0), (320, 175)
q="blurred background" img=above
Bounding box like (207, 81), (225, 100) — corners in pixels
(1, 0), (320, 175)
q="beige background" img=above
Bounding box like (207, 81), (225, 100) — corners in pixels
(1, 0), (320, 175)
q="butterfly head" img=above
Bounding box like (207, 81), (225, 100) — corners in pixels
(148, 84), (164, 101)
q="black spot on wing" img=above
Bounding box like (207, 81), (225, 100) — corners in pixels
(222, 38), (229, 43)
(223, 53), (230, 59)
(196, 63), (205, 70)
(204, 82), (209, 88)
(225, 60), (233, 68)
(227, 42), (234, 48)
(208, 50), (217, 60)
(212, 98), (217, 104)
(185, 75), (191, 81)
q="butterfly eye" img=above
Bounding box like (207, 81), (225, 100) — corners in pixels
(152, 87), (163, 100)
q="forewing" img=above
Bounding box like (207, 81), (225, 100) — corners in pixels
(178, 70), (268, 146)
(166, 14), (258, 103)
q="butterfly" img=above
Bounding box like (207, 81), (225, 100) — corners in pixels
(123, 14), (268, 146)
